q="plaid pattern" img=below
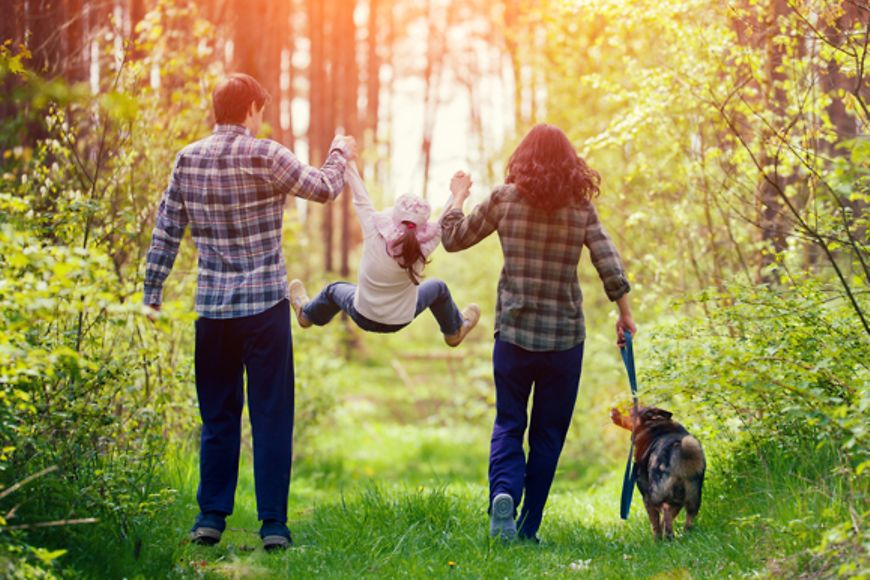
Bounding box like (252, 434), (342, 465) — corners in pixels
(441, 184), (630, 351)
(144, 124), (349, 319)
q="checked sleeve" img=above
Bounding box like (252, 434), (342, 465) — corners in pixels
(143, 155), (189, 306)
(270, 136), (348, 204)
(440, 188), (505, 252)
(585, 203), (631, 302)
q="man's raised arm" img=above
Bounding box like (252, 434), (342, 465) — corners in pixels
(271, 135), (357, 204)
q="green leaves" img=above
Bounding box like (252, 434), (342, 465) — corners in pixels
(30, 547), (67, 566)
(100, 91), (140, 123)
(643, 278), (869, 472)
(0, 42), (32, 78)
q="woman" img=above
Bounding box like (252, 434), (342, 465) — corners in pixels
(441, 124), (636, 542)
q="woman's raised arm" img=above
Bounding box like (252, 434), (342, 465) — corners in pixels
(440, 172), (504, 252)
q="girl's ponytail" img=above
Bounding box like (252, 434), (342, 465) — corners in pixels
(393, 222), (430, 285)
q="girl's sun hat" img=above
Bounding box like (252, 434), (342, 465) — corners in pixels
(372, 194), (442, 257)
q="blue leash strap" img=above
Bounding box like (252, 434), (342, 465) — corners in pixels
(619, 330), (639, 520)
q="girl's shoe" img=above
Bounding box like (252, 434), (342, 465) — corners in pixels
(445, 304), (481, 347)
(289, 279), (312, 328)
(489, 493), (517, 540)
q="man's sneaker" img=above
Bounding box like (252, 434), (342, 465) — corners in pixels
(189, 512), (226, 546)
(489, 493), (517, 540)
(261, 519), (293, 551)
(289, 279), (312, 328)
(445, 304), (481, 347)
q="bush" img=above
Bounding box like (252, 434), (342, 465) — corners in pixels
(0, 3), (214, 572)
(639, 277), (869, 575)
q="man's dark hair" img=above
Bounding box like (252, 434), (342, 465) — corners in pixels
(212, 73), (271, 124)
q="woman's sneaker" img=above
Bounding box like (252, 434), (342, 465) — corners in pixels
(260, 519), (293, 551)
(489, 493), (517, 540)
(445, 304), (481, 347)
(289, 279), (312, 328)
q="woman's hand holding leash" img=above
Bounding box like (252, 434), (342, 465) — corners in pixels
(615, 294), (637, 348)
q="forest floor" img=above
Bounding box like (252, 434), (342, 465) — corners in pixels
(65, 330), (853, 579)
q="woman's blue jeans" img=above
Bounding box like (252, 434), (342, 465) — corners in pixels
(488, 337), (584, 539)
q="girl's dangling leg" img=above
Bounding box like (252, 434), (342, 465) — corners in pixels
(295, 281), (357, 327)
(414, 279), (480, 346)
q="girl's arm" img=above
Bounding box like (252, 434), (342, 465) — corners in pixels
(345, 162), (376, 237)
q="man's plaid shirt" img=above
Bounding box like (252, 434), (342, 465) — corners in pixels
(441, 184), (630, 352)
(144, 124), (349, 319)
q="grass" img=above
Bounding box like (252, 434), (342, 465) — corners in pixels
(85, 441), (858, 579)
(165, 472), (756, 579)
(61, 390), (864, 578)
(34, 284), (867, 578)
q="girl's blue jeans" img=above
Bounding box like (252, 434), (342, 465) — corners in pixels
(303, 279), (464, 335)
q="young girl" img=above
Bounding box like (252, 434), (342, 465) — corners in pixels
(289, 162), (479, 346)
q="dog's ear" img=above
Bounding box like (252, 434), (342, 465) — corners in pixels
(642, 407), (673, 422)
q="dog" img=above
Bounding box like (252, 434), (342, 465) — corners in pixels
(610, 405), (706, 540)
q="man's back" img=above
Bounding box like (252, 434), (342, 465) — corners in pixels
(144, 124), (349, 319)
(144, 73), (356, 550)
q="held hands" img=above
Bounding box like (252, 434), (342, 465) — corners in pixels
(331, 134), (358, 160)
(343, 136), (358, 160)
(450, 171), (472, 207)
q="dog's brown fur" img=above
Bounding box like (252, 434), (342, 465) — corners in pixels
(610, 405), (706, 540)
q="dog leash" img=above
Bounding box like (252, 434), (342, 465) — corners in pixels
(620, 330), (639, 520)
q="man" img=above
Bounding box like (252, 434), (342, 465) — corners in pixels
(143, 73), (355, 550)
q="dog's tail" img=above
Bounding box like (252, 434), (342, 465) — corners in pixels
(675, 436), (705, 477)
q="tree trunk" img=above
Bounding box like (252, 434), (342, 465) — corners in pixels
(756, 0), (791, 283)
(366, 0), (380, 176)
(309, 0), (337, 272)
(0, 0), (25, 134)
(129, 0), (146, 60)
(419, 0), (453, 200)
(0, 0), (23, 44)
(337, 0), (358, 278)
(503, 0), (524, 132)
(63, 0), (88, 81)
(29, 0), (63, 76)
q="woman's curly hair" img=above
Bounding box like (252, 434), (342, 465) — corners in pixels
(506, 124), (600, 210)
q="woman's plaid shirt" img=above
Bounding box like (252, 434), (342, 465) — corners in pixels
(144, 124), (349, 319)
(441, 184), (630, 352)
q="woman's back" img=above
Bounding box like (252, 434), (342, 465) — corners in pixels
(442, 183), (628, 351)
(493, 185), (587, 350)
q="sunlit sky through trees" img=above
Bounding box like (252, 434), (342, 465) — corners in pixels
(114, 0), (520, 208)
